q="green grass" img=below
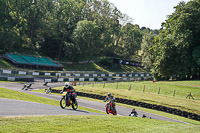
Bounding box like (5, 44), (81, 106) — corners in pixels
(87, 81), (200, 100)
(0, 58), (17, 69)
(0, 115), (200, 133)
(32, 88), (200, 125)
(77, 96), (200, 125)
(0, 87), (59, 106)
(0, 87), (105, 114)
(0, 58), (147, 73)
(52, 81), (200, 115)
(49, 62), (148, 73)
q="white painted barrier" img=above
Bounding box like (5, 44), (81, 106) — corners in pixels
(19, 71), (26, 75)
(93, 74), (97, 77)
(66, 74), (71, 76)
(98, 78), (103, 81)
(58, 78), (64, 82)
(101, 74), (105, 77)
(79, 78), (85, 81)
(32, 72), (39, 76)
(122, 74), (126, 77)
(45, 79), (51, 82)
(45, 73), (51, 76)
(75, 74), (80, 77)
(69, 78), (74, 81)
(89, 78), (94, 81)
(84, 74), (89, 77)
(3, 70), (11, 74)
(8, 77), (15, 81)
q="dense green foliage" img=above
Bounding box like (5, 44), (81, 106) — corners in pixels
(1, 0), (199, 81)
(0, 0), (145, 62)
(141, 0), (200, 80)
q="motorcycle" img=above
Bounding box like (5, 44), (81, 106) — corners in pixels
(22, 83), (32, 90)
(105, 102), (117, 115)
(45, 87), (51, 94)
(60, 92), (78, 110)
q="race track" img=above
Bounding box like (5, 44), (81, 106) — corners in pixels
(0, 98), (101, 116)
(0, 82), (186, 123)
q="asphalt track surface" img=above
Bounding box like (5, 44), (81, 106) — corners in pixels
(0, 82), (187, 123)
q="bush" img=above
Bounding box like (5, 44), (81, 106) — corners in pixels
(99, 59), (112, 67)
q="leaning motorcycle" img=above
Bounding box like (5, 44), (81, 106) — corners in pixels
(106, 102), (117, 115)
(60, 92), (78, 110)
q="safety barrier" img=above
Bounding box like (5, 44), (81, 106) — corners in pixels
(74, 91), (200, 121)
(0, 68), (152, 79)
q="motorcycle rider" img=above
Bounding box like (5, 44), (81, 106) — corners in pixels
(61, 82), (76, 103)
(104, 92), (116, 112)
(129, 108), (138, 117)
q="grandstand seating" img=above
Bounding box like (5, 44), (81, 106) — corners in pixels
(6, 54), (29, 64)
(39, 57), (59, 67)
(4, 53), (63, 70)
(21, 56), (46, 66)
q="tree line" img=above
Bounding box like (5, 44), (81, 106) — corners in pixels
(1, 0), (199, 81)
(0, 0), (151, 62)
(141, 0), (200, 80)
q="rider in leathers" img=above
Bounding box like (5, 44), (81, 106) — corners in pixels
(104, 92), (116, 111)
(61, 82), (76, 102)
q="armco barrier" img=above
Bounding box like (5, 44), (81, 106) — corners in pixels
(74, 91), (200, 121)
(0, 68), (152, 79)
(0, 76), (34, 82)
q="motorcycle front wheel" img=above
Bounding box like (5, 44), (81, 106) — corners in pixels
(60, 97), (66, 109)
(72, 99), (78, 110)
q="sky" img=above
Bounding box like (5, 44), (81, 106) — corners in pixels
(108, 0), (190, 30)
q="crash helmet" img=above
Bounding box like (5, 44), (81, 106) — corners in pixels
(65, 82), (70, 86)
(108, 92), (111, 97)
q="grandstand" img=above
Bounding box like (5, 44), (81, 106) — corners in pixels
(4, 53), (63, 70)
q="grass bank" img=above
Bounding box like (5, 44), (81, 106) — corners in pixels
(52, 81), (200, 115)
(0, 115), (200, 133)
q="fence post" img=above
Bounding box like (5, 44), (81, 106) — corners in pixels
(128, 84), (131, 91)
(116, 82), (118, 89)
(103, 83), (105, 88)
(158, 87), (160, 94)
(143, 85), (145, 92)
(92, 82), (94, 87)
(173, 90), (176, 97)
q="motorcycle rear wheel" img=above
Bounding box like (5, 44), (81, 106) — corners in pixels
(60, 97), (66, 109)
(106, 106), (109, 114)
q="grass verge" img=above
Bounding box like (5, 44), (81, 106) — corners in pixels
(72, 81), (200, 115)
(33, 88), (200, 125)
(0, 87), (105, 114)
(0, 115), (200, 133)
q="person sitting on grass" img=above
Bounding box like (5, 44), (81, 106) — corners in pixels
(129, 108), (138, 117)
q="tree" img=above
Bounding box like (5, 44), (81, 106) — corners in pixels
(118, 23), (142, 59)
(73, 20), (100, 62)
(148, 0), (200, 80)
